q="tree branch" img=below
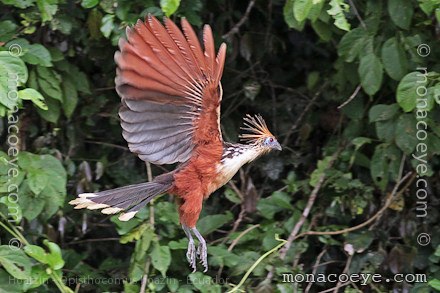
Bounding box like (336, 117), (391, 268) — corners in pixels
(337, 84), (361, 110)
(222, 0), (256, 40)
(279, 147), (341, 259)
(282, 83), (327, 146)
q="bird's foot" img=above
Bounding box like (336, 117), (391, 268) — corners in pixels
(182, 225), (209, 272)
(197, 239), (208, 272)
(192, 227), (208, 272)
(186, 238), (197, 272)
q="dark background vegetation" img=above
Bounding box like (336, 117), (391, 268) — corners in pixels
(0, 0), (439, 292)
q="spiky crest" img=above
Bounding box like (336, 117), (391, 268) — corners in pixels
(239, 114), (274, 144)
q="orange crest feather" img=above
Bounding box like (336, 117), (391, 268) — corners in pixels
(239, 114), (274, 143)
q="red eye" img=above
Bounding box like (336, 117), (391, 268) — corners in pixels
(269, 137), (274, 143)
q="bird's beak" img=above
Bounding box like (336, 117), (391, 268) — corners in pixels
(272, 141), (282, 151)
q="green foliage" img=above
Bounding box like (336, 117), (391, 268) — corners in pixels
(160, 0), (181, 17)
(0, 0), (439, 292)
(0, 246), (32, 279)
(327, 0), (350, 31)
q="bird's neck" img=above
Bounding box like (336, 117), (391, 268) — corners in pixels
(220, 142), (264, 173)
(208, 143), (265, 195)
(222, 142), (263, 163)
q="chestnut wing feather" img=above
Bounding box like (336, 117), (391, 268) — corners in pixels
(115, 15), (226, 165)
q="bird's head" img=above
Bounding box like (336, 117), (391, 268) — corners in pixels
(239, 114), (282, 152)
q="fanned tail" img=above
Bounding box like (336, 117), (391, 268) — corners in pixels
(69, 173), (173, 221)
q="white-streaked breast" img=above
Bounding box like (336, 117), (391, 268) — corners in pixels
(210, 147), (261, 192)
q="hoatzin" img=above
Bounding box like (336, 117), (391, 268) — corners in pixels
(70, 15), (281, 272)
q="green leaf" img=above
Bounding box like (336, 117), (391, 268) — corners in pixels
(22, 44), (52, 67)
(381, 37), (408, 80)
(342, 92), (364, 120)
(0, 20), (18, 42)
(388, 0), (413, 29)
(81, 0), (98, 9)
(0, 196), (22, 223)
(37, 97), (60, 123)
(257, 191), (293, 219)
(375, 119), (396, 142)
(307, 0), (325, 22)
(24, 265), (51, 290)
(151, 243), (171, 277)
(27, 169), (48, 195)
(24, 245), (48, 264)
(429, 279), (440, 291)
(50, 15), (73, 34)
(7, 39), (53, 67)
(345, 231), (374, 253)
(395, 113), (418, 154)
(352, 137), (372, 150)
(167, 278), (179, 292)
(188, 272), (222, 293)
(17, 183), (45, 221)
(43, 240), (65, 270)
(310, 156), (332, 187)
(368, 104), (400, 123)
(197, 212), (233, 235)
(358, 53), (383, 95)
(17, 152), (66, 219)
(0, 269), (24, 292)
(160, 0), (181, 17)
(56, 62), (91, 94)
(294, 0), (314, 22)
(327, 0), (351, 31)
(0, 51), (28, 109)
(307, 71), (320, 90)
(100, 14), (114, 38)
(397, 72), (427, 112)
(371, 144), (401, 190)
(87, 8), (103, 39)
(120, 223), (151, 244)
(36, 66), (62, 101)
(283, 0), (306, 31)
(224, 188), (241, 204)
(371, 145), (388, 190)
(1, 0), (34, 9)
(338, 28), (367, 62)
(0, 246), (32, 280)
(418, 0), (437, 15)
(311, 20), (332, 41)
(36, 0), (58, 22)
(61, 77), (78, 118)
(18, 88), (48, 110)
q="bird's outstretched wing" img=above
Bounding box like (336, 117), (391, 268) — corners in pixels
(115, 15), (226, 165)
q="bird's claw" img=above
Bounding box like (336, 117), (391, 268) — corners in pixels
(186, 239), (197, 272)
(197, 241), (208, 272)
(183, 225), (208, 272)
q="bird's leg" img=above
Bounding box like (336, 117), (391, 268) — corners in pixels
(182, 225), (197, 272)
(192, 227), (208, 272)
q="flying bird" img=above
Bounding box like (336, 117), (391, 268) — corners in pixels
(70, 15), (281, 272)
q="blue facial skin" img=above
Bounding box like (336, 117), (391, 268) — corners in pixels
(264, 137), (282, 151)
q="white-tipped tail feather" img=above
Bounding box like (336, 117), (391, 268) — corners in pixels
(118, 211), (137, 221)
(101, 207), (123, 214)
(69, 175), (173, 221)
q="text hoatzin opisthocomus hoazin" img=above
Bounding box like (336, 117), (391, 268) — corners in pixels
(69, 15), (282, 272)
